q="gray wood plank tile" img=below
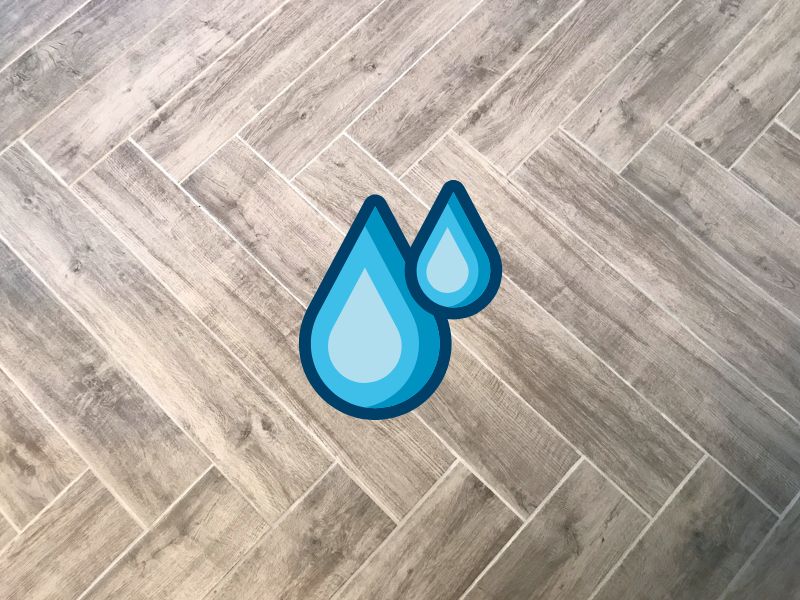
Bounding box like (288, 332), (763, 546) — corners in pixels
(624, 127), (800, 318)
(564, 0), (776, 170)
(295, 137), (580, 517)
(241, 0), (475, 177)
(780, 92), (800, 136)
(724, 496), (800, 599)
(0, 143), (330, 522)
(0, 512), (14, 550)
(24, 0), (284, 183)
(0, 368), (85, 528)
(135, 0), (377, 181)
(0, 470), (140, 600)
(349, 0), (577, 174)
(515, 132), (800, 421)
(0, 240), (207, 526)
(83, 467), (268, 600)
(204, 465), (394, 600)
(0, 0), (187, 150)
(672, 0), (800, 167)
(455, 0), (676, 173)
(334, 463), (520, 600)
(80, 140), (452, 521)
(408, 132), (800, 512)
(734, 123), (800, 224)
(465, 461), (648, 600)
(594, 459), (775, 600)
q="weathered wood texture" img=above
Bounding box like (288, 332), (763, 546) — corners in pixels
(0, 512), (15, 550)
(780, 92), (800, 135)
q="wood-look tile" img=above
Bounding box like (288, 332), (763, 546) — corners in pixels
(83, 467), (268, 600)
(780, 92), (800, 136)
(672, 0), (800, 167)
(409, 132), (800, 512)
(135, 0), (377, 181)
(734, 123), (800, 224)
(0, 240), (206, 526)
(0, 143), (330, 522)
(24, 0), (284, 183)
(455, 0), (676, 173)
(515, 131), (800, 421)
(205, 465), (394, 600)
(0, 512), (15, 550)
(95, 140), (451, 521)
(334, 463), (519, 600)
(465, 461), (648, 600)
(564, 0), (776, 170)
(0, 470), (140, 600)
(0, 368), (85, 528)
(0, 0), (187, 150)
(241, 0), (475, 177)
(349, 0), (577, 174)
(594, 459), (775, 600)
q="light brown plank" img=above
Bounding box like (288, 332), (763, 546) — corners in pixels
(241, 0), (475, 177)
(672, 0), (800, 166)
(780, 92), (800, 135)
(135, 0), (377, 181)
(0, 512), (16, 550)
(455, 0), (676, 173)
(334, 463), (519, 600)
(24, 0), (284, 183)
(0, 143), (330, 521)
(515, 132), (800, 421)
(734, 123), (800, 224)
(349, 0), (576, 174)
(0, 0), (187, 150)
(83, 467), (267, 600)
(85, 139), (451, 521)
(0, 470), (140, 600)
(408, 132), (800, 512)
(564, 0), (775, 170)
(295, 136), (580, 516)
(0, 368), (85, 528)
(594, 459), (775, 600)
(205, 465), (394, 600)
(465, 461), (648, 600)
(724, 496), (800, 599)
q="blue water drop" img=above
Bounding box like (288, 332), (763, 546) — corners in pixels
(408, 180), (502, 318)
(299, 196), (451, 420)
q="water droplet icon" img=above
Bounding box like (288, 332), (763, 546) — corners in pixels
(408, 180), (502, 318)
(299, 195), (451, 419)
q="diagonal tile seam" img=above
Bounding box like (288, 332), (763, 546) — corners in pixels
(0, 496), (21, 534)
(775, 110), (800, 142)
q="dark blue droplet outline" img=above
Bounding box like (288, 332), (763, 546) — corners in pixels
(407, 180), (503, 319)
(299, 194), (452, 420)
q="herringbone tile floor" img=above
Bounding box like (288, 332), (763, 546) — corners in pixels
(1, 0), (799, 598)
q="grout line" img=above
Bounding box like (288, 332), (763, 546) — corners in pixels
(457, 457), (585, 600)
(0, 503), (20, 534)
(775, 118), (800, 143)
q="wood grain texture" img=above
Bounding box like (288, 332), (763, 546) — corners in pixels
(593, 459), (775, 600)
(0, 368), (84, 529)
(515, 132), (800, 421)
(408, 132), (800, 512)
(136, 139), (453, 521)
(334, 463), (519, 600)
(465, 460), (648, 600)
(349, 0), (577, 174)
(672, 0), (800, 167)
(724, 496), (800, 599)
(24, 0), (284, 183)
(455, 0), (676, 173)
(83, 467), (268, 600)
(0, 0), (187, 150)
(0, 143), (330, 522)
(205, 465), (394, 600)
(0, 512), (15, 550)
(241, 0), (475, 177)
(564, 0), (776, 170)
(135, 0), (377, 180)
(0, 239), (207, 526)
(0, 470), (140, 600)
(296, 136), (580, 516)
(734, 123), (800, 224)
(780, 92), (800, 135)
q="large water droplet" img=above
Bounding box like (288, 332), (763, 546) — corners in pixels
(300, 196), (451, 419)
(408, 180), (502, 318)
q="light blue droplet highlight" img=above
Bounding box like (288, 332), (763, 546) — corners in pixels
(425, 228), (469, 294)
